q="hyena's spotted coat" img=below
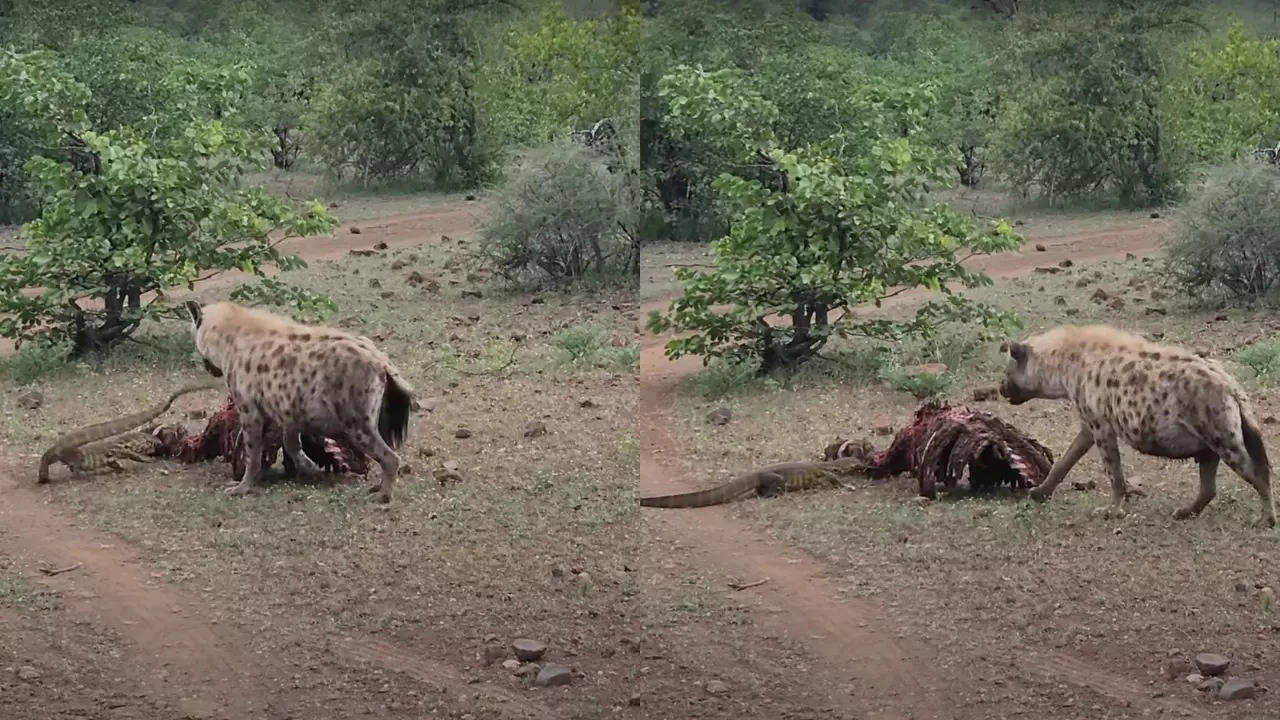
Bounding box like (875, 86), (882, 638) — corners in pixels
(186, 301), (417, 503)
(999, 324), (1274, 528)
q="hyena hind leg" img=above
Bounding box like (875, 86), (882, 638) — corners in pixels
(1173, 452), (1218, 521)
(1217, 446), (1276, 529)
(348, 420), (400, 504)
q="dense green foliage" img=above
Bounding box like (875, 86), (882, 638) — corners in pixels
(1164, 159), (1280, 303)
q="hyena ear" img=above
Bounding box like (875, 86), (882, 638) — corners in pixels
(1008, 341), (1029, 364)
(185, 300), (203, 328)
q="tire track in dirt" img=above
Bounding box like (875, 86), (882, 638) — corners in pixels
(0, 474), (276, 719)
(640, 220), (1200, 718)
(0, 200), (492, 717)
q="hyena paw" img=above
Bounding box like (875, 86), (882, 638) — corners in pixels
(224, 482), (254, 497)
(1172, 506), (1197, 520)
(1027, 486), (1050, 503)
(1254, 514), (1277, 529)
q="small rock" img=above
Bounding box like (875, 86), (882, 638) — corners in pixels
(874, 424), (895, 436)
(1090, 288), (1109, 302)
(574, 572), (593, 595)
(379, 290), (394, 300)
(455, 427), (472, 439)
(1144, 307), (1167, 316)
(390, 259), (408, 270)
(1071, 479), (1097, 491)
(1034, 266), (1062, 274)
(579, 399), (597, 408)
(187, 409), (207, 420)
(1034, 243), (1047, 252)
(704, 680), (729, 696)
(368, 278), (382, 289)
(1106, 296), (1125, 311)
(1058, 258), (1074, 268)
(534, 663), (573, 687)
(16, 665), (40, 681)
(628, 693), (641, 706)
(460, 289), (483, 299)
(1150, 211), (1161, 219)
(1054, 296), (1067, 305)
(1065, 308), (1080, 316)
(1218, 678), (1256, 701)
(501, 659), (521, 672)
(1263, 416), (1277, 425)
(349, 226), (362, 234)
(1125, 252), (1137, 260)
(1195, 653), (1230, 676)
(17, 390), (43, 410)
(1186, 673), (1204, 684)
(349, 248), (375, 257)
(373, 241), (388, 250)
(971, 386), (998, 402)
(512, 638), (548, 662)
(405, 271), (425, 286)
(1014, 219), (1025, 226)
(514, 663), (540, 678)
(465, 194), (477, 201)
(523, 422), (548, 439)
(706, 407), (732, 426)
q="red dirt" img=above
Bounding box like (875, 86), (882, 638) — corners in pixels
(638, 219), (1191, 717)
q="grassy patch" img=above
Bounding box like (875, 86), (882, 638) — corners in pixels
(1236, 339), (1280, 386)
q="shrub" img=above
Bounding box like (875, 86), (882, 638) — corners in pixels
(1164, 159), (1280, 302)
(479, 140), (637, 285)
(1236, 340), (1280, 386)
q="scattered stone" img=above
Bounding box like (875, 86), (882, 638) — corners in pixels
(460, 289), (483, 299)
(579, 398), (597, 408)
(15, 665), (40, 681)
(628, 693), (641, 706)
(17, 390), (43, 410)
(405, 271), (425, 286)
(971, 386), (998, 402)
(501, 659), (521, 672)
(368, 278), (382, 289)
(1065, 308), (1080, 316)
(187, 409), (207, 420)
(1058, 258), (1074, 268)
(512, 638), (548, 662)
(706, 407), (732, 426)
(1125, 252), (1137, 260)
(1014, 219), (1024, 226)
(1150, 211), (1161, 219)
(379, 290), (394, 300)
(1054, 296), (1067, 305)
(422, 278), (441, 293)
(1186, 673), (1204, 684)
(349, 226), (362, 234)
(534, 663), (573, 687)
(1150, 289), (1166, 300)
(1218, 678), (1256, 701)
(1075, 278), (1090, 288)
(349, 248), (375, 257)
(1034, 266), (1061, 274)
(1090, 288), (1109, 302)
(704, 680), (729, 696)
(455, 427), (473, 439)
(514, 663), (540, 679)
(1145, 307), (1167, 316)
(1106, 296), (1125, 311)
(1034, 243), (1047, 252)
(874, 424), (894, 436)
(1195, 653), (1230, 676)
(373, 241), (388, 250)
(1071, 479), (1097, 492)
(523, 422), (548, 439)
(1193, 347), (1212, 358)
(466, 194), (477, 201)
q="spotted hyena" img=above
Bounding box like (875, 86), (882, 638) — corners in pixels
(185, 301), (418, 503)
(999, 324), (1274, 528)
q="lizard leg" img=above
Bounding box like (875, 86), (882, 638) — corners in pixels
(282, 426), (322, 476)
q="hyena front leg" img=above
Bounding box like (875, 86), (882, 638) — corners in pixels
(227, 412), (266, 497)
(1029, 425), (1095, 503)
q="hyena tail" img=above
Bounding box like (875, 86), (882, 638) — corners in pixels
(377, 372), (414, 450)
(1241, 406), (1271, 479)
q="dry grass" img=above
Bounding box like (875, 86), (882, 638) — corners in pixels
(669, 254), (1280, 716)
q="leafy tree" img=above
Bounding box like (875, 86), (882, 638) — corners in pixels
(0, 49), (91, 222)
(991, 0), (1200, 206)
(646, 145), (1022, 373)
(0, 119), (337, 355)
(1167, 23), (1280, 164)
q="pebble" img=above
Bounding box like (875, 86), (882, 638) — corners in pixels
(534, 663), (573, 687)
(1194, 652), (1230, 676)
(704, 680), (729, 695)
(16, 391), (42, 410)
(1218, 678), (1256, 701)
(16, 665), (40, 681)
(706, 407), (732, 426)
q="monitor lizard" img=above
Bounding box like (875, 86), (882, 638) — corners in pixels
(37, 381), (221, 483)
(638, 456), (871, 508)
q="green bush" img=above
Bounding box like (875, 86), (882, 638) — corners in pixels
(1236, 340), (1280, 386)
(1164, 159), (1280, 302)
(479, 140), (637, 285)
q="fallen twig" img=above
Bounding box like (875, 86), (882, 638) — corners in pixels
(38, 561), (83, 576)
(727, 577), (769, 591)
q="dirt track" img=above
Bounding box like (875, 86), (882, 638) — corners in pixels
(0, 209), (1173, 718)
(638, 218), (1186, 718)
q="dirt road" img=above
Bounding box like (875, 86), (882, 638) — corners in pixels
(638, 219), (1178, 718)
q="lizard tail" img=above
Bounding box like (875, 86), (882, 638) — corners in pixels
(639, 475), (757, 508)
(46, 381), (221, 452)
